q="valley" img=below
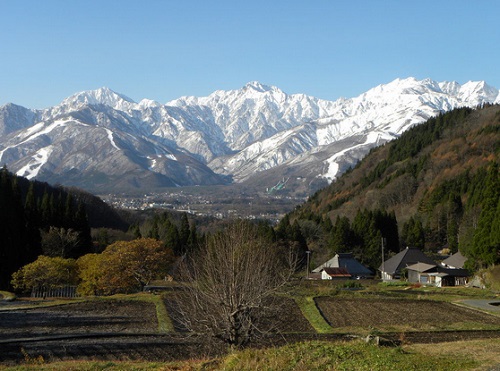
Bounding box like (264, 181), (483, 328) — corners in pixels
(100, 183), (310, 222)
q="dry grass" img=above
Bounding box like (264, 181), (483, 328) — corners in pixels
(407, 338), (500, 371)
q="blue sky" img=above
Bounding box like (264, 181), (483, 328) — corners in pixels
(1, 0), (499, 109)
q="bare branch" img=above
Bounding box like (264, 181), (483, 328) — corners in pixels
(172, 220), (297, 347)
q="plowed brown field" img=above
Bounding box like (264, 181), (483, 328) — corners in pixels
(315, 297), (500, 330)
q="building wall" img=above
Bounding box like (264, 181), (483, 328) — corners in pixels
(321, 271), (332, 280)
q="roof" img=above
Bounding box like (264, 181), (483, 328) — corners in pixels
(441, 251), (467, 269)
(406, 262), (437, 273)
(312, 253), (372, 276)
(307, 272), (322, 280)
(321, 267), (351, 278)
(408, 265), (469, 278)
(439, 268), (470, 277)
(379, 247), (436, 275)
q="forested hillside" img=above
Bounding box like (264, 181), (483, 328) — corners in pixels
(281, 105), (500, 271)
(0, 168), (128, 289)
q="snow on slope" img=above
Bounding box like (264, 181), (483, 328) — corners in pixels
(16, 146), (53, 179)
(0, 77), (498, 191)
(206, 77), (499, 182)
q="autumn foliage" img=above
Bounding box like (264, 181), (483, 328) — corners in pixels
(11, 239), (175, 296)
(11, 256), (79, 293)
(77, 238), (175, 295)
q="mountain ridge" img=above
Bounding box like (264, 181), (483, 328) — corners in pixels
(0, 77), (498, 193)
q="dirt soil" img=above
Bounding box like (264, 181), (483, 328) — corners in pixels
(315, 297), (500, 330)
(0, 300), (157, 339)
(0, 299), (227, 365)
(163, 295), (315, 334)
(2, 296), (500, 365)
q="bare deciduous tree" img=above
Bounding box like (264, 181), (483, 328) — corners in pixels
(174, 221), (297, 347)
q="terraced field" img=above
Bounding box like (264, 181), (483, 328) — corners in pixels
(315, 297), (500, 331)
(1, 290), (500, 365)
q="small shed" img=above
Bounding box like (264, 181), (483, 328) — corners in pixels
(320, 267), (352, 280)
(406, 262), (438, 284)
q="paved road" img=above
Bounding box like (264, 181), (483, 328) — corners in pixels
(459, 299), (500, 312)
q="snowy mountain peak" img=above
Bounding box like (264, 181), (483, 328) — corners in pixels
(459, 80), (498, 103)
(1, 77), (499, 193)
(139, 98), (162, 108)
(364, 77), (439, 98)
(243, 81), (273, 93)
(438, 81), (461, 95)
(61, 87), (136, 110)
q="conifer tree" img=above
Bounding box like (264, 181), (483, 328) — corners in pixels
(64, 193), (75, 226)
(0, 169), (27, 288)
(40, 189), (51, 227)
(329, 216), (352, 253)
(188, 223), (198, 249)
(148, 219), (160, 240)
(72, 201), (92, 257)
(446, 192), (463, 253)
(179, 213), (191, 248)
(24, 183), (42, 262)
(470, 162), (500, 267)
(162, 218), (181, 255)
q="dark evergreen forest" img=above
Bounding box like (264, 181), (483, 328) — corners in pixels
(0, 167), (127, 289)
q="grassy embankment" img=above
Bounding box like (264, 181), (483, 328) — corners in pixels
(4, 338), (500, 370)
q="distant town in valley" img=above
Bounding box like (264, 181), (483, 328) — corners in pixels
(99, 185), (308, 222)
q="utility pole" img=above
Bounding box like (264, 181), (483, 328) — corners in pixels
(306, 250), (311, 279)
(381, 237), (386, 281)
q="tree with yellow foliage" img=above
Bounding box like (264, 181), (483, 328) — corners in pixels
(11, 255), (78, 294)
(78, 238), (175, 295)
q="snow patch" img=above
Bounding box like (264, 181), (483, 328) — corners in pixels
(16, 146), (53, 179)
(319, 131), (393, 181)
(104, 128), (120, 150)
(17, 120), (68, 146)
(147, 156), (157, 170)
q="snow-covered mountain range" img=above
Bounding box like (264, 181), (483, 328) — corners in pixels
(0, 77), (498, 193)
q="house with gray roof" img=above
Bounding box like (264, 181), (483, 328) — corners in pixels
(313, 253), (373, 279)
(379, 247), (436, 281)
(441, 251), (467, 269)
(406, 261), (469, 287)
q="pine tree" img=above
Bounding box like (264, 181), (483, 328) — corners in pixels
(187, 223), (198, 250)
(0, 170), (27, 288)
(130, 224), (142, 239)
(179, 213), (191, 249)
(64, 193), (75, 227)
(23, 183), (42, 263)
(446, 192), (463, 253)
(148, 219), (160, 240)
(72, 201), (92, 258)
(401, 216), (425, 249)
(163, 219), (181, 255)
(40, 189), (51, 227)
(470, 162), (500, 267)
(329, 216), (352, 253)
